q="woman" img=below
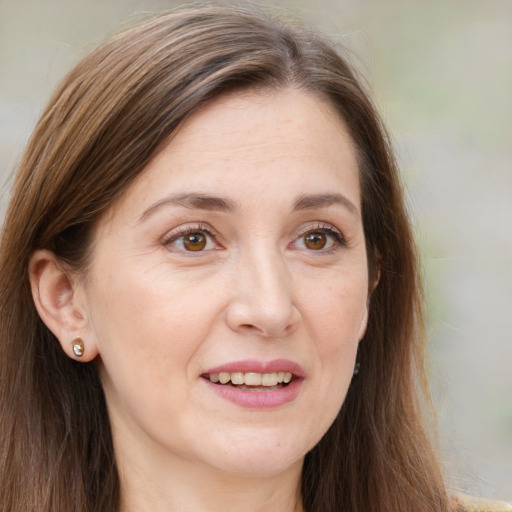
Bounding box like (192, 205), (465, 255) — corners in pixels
(0, 5), (508, 512)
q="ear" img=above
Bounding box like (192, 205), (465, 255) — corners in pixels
(368, 247), (381, 295)
(28, 249), (99, 362)
(359, 248), (381, 341)
(357, 305), (369, 341)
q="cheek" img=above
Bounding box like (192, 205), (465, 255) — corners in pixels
(85, 262), (233, 403)
(86, 267), (225, 424)
(308, 274), (368, 341)
(293, 277), (366, 447)
(303, 270), (367, 385)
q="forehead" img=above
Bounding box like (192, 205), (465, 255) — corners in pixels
(169, 88), (356, 166)
(104, 88), (361, 225)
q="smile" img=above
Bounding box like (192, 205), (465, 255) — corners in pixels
(201, 360), (304, 408)
(204, 371), (293, 388)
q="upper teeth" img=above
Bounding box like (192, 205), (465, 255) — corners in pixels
(208, 372), (293, 386)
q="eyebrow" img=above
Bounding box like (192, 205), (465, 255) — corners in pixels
(292, 193), (359, 217)
(138, 191), (359, 223)
(138, 193), (239, 222)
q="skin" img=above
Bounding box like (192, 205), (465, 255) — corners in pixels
(30, 89), (370, 512)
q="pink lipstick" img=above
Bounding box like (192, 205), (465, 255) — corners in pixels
(201, 359), (304, 409)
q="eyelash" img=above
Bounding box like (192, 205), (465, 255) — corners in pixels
(162, 222), (346, 254)
(162, 223), (220, 252)
(292, 222), (346, 253)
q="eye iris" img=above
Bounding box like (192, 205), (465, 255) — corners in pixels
(183, 233), (207, 251)
(304, 232), (327, 250)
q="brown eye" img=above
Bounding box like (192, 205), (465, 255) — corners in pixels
(304, 232), (327, 250)
(165, 225), (218, 253)
(183, 233), (207, 251)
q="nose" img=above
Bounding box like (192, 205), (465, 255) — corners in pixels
(225, 248), (300, 338)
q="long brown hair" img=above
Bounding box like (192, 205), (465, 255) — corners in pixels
(0, 5), (448, 512)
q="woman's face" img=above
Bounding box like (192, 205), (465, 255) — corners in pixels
(78, 89), (369, 478)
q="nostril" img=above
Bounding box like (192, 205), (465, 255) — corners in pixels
(240, 324), (258, 330)
(237, 323), (269, 336)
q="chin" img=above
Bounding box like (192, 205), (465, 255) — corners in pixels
(201, 427), (312, 478)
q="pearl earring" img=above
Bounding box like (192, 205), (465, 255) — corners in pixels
(72, 337), (85, 357)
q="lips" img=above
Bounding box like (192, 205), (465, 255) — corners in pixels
(201, 359), (304, 408)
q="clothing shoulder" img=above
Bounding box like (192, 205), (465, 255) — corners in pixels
(451, 493), (512, 512)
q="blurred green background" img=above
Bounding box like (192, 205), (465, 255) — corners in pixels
(1, 0), (511, 501)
